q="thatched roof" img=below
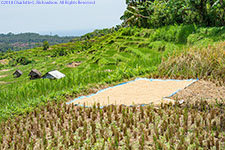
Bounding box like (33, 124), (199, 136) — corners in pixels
(28, 69), (42, 77)
(13, 69), (23, 75)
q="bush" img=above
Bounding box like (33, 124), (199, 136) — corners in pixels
(176, 24), (196, 43)
(17, 56), (34, 65)
(8, 56), (33, 66)
(52, 48), (69, 57)
(43, 41), (49, 50)
(149, 25), (196, 44)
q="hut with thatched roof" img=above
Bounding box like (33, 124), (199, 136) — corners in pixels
(13, 70), (23, 78)
(28, 69), (42, 79)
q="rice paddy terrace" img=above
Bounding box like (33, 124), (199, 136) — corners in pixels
(0, 25), (224, 149)
(0, 26), (182, 120)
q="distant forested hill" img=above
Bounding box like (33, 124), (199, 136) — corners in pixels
(0, 32), (76, 52)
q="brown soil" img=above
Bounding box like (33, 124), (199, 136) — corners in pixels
(171, 80), (225, 103)
(67, 62), (81, 68)
(0, 59), (8, 65)
(104, 69), (113, 72)
(72, 79), (194, 106)
(0, 69), (9, 72)
(0, 81), (7, 84)
(0, 75), (7, 78)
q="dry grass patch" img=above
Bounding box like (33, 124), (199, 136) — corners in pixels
(159, 41), (225, 83)
(0, 75), (7, 78)
(67, 62), (82, 68)
(0, 69), (10, 73)
(172, 80), (225, 104)
(0, 59), (8, 65)
(0, 81), (7, 84)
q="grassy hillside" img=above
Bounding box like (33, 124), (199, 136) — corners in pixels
(0, 25), (225, 121)
(0, 32), (75, 52)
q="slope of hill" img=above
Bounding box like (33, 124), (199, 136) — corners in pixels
(0, 25), (224, 121)
(1, 0), (225, 148)
(0, 32), (76, 52)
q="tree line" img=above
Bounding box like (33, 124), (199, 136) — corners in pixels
(0, 33), (76, 52)
(121, 0), (225, 28)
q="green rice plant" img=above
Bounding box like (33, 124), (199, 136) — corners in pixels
(0, 25), (225, 124)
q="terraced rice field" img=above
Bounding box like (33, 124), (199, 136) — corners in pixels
(0, 101), (224, 150)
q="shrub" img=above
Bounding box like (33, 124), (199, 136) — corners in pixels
(8, 56), (33, 66)
(16, 56), (33, 65)
(53, 48), (69, 57)
(43, 41), (49, 50)
(176, 24), (196, 43)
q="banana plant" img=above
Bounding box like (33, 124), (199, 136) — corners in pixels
(121, 0), (225, 28)
(121, 2), (150, 27)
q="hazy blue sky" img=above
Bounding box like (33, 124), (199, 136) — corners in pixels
(0, 0), (127, 36)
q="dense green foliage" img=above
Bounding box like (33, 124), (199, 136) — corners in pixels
(0, 25), (224, 121)
(0, 33), (75, 52)
(43, 41), (49, 50)
(121, 0), (225, 28)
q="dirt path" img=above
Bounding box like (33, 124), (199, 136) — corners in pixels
(171, 80), (225, 103)
(0, 75), (7, 78)
(0, 81), (7, 84)
(0, 69), (10, 72)
(0, 59), (8, 65)
(67, 62), (81, 68)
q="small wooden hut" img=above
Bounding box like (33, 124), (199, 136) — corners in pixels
(28, 69), (42, 79)
(13, 70), (23, 78)
(43, 70), (65, 79)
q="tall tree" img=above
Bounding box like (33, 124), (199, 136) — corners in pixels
(43, 41), (49, 50)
